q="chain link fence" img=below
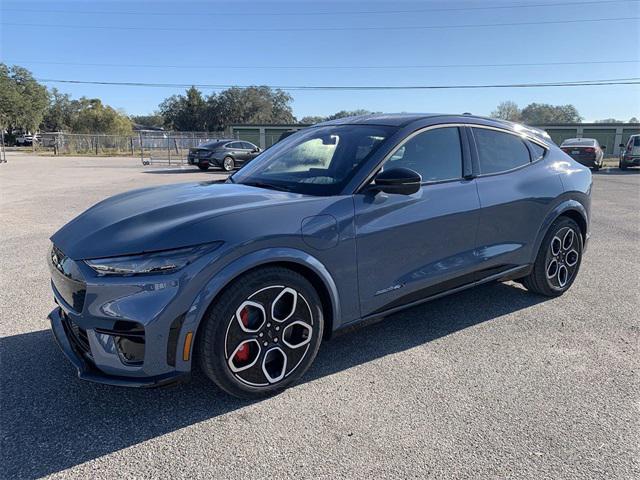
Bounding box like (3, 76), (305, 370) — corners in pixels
(36, 131), (239, 165)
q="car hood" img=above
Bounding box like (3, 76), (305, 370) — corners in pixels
(51, 181), (307, 259)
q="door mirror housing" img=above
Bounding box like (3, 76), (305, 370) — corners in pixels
(619, 143), (625, 148)
(253, 147), (261, 153)
(370, 167), (422, 195)
(601, 145), (606, 150)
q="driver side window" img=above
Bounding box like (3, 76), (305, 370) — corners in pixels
(385, 127), (463, 182)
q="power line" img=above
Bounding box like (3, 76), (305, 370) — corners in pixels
(36, 77), (640, 91)
(3, 0), (638, 17)
(9, 59), (640, 70)
(4, 17), (638, 32)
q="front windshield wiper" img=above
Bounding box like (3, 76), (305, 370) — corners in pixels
(240, 181), (293, 192)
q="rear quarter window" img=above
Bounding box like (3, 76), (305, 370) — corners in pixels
(473, 128), (531, 175)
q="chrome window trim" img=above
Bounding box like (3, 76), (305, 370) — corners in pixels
(356, 123), (469, 193)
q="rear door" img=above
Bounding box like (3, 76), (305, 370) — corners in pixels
(470, 126), (564, 276)
(226, 142), (248, 163)
(354, 125), (482, 316)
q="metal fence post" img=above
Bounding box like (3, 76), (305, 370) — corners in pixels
(140, 132), (144, 164)
(167, 135), (171, 166)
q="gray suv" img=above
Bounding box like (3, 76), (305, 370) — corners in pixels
(48, 113), (592, 398)
(188, 139), (261, 171)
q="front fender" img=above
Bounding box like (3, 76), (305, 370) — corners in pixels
(531, 198), (589, 260)
(174, 247), (341, 372)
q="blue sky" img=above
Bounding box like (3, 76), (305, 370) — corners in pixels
(1, 0), (638, 121)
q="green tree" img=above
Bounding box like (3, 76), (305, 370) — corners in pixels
(325, 109), (374, 121)
(594, 118), (624, 124)
(159, 86), (210, 131)
(491, 101), (521, 122)
(42, 88), (76, 131)
(0, 64), (49, 134)
(130, 112), (165, 129)
(70, 98), (132, 135)
(211, 86), (295, 128)
(299, 116), (326, 124)
(629, 117), (638, 123)
(520, 103), (582, 124)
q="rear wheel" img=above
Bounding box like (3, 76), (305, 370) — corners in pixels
(222, 156), (235, 172)
(198, 267), (324, 398)
(521, 217), (583, 297)
(198, 163), (209, 171)
(619, 161), (628, 170)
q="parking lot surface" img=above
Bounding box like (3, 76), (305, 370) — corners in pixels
(1, 154), (638, 479)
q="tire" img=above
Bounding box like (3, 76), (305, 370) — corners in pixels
(592, 163), (600, 171)
(222, 156), (235, 172)
(198, 163), (209, 171)
(619, 161), (628, 170)
(521, 216), (583, 297)
(198, 266), (324, 399)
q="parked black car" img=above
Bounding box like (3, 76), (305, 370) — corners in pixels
(560, 138), (605, 170)
(188, 139), (261, 171)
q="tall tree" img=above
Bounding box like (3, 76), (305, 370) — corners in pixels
(491, 101), (521, 122)
(70, 98), (132, 135)
(159, 86), (209, 131)
(0, 64), (49, 134)
(520, 103), (582, 124)
(130, 112), (165, 129)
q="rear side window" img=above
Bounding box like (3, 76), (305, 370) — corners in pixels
(473, 128), (531, 174)
(529, 142), (546, 161)
(634, 136), (640, 147)
(241, 142), (255, 149)
(385, 127), (463, 182)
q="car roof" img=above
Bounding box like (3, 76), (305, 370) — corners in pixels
(314, 113), (551, 139)
(315, 113), (447, 127)
(561, 138), (597, 144)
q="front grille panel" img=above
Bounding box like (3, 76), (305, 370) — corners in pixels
(62, 313), (92, 358)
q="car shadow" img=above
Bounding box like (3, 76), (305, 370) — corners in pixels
(2, 282), (546, 479)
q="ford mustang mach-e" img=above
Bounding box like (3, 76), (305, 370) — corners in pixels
(48, 114), (592, 398)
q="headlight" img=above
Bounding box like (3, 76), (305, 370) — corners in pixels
(85, 242), (222, 276)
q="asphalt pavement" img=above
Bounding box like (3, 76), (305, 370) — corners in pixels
(1, 154), (638, 479)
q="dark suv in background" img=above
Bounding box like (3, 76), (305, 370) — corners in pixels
(188, 139), (261, 171)
(619, 134), (640, 170)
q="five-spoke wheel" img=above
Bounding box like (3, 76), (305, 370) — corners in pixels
(198, 267), (323, 398)
(520, 216), (583, 296)
(224, 286), (314, 387)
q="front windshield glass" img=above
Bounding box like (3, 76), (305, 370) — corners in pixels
(230, 125), (395, 195)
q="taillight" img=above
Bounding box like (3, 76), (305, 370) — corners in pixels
(584, 147), (595, 153)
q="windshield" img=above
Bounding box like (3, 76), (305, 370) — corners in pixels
(230, 125), (395, 195)
(561, 139), (596, 147)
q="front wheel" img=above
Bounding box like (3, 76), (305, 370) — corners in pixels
(198, 267), (324, 398)
(198, 163), (210, 171)
(619, 161), (628, 170)
(222, 156), (235, 172)
(521, 217), (583, 297)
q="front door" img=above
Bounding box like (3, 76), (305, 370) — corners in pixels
(354, 126), (482, 317)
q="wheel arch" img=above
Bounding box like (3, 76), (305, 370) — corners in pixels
(181, 248), (340, 370)
(532, 200), (588, 260)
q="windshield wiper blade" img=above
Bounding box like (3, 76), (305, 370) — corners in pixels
(241, 181), (292, 192)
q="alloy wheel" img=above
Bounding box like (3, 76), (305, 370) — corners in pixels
(545, 226), (580, 290)
(224, 285), (314, 387)
(223, 157), (234, 171)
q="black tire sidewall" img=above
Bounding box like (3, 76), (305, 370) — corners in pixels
(533, 217), (583, 296)
(198, 267), (324, 398)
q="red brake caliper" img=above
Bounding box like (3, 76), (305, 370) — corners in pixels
(235, 308), (251, 362)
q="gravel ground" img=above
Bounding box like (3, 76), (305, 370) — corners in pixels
(1, 154), (638, 479)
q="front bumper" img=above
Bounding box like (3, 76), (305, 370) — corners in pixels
(49, 306), (188, 387)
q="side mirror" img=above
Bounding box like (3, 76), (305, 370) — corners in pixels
(619, 143), (625, 148)
(370, 167), (421, 195)
(253, 147), (260, 153)
(601, 145), (606, 150)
